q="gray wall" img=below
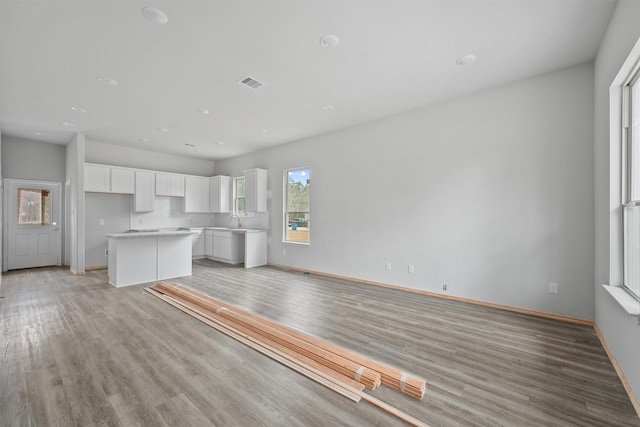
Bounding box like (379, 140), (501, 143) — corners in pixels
(1, 136), (67, 269)
(85, 193), (130, 267)
(0, 131), (2, 283)
(593, 0), (640, 409)
(85, 139), (215, 176)
(1, 136), (66, 182)
(216, 62), (595, 321)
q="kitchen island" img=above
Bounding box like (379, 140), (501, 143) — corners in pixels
(106, 230), (192, 287)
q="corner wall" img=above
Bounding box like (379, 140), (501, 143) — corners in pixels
(216, 62), (595, 321)
(593, 0), (640, 410)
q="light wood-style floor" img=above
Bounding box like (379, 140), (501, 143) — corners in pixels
(1, 260), (638, 426)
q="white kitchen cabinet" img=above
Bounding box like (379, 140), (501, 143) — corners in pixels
(212, 230), (231, 260)
(244, 168), (267, 212)
(110, 167), (134, 194)
(244, 230), (267, 268)
(184, 176), (210, 213)
(205, 230), (214, 257)
(205, 228), (266, 267)
(191, 228), (205, 259)
(134, 170), (155, 212)
(209, 176), (231, 213)
(212, 230), (244, 264)
(84, 164), (111, 192)
(155, 172), (185, 197)
(85, 164), (134, 194)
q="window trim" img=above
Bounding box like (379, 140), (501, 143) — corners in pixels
(619, 45), (640, 302)
(283, 166), (311, 245)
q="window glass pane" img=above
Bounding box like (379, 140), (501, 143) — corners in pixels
(234, 177), (246, 215)
(285, 168), (310, 243)
(625, 72), (640, 298)
(17, 188), (50, 226)
(237, 197), (245, 213)
(624, 205), (640, 297)
(630, 80), (640, 201)
(237, 177), (245, 198)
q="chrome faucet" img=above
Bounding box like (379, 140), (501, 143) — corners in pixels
(230, 214), (241, 228)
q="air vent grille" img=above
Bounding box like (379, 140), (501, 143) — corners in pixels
(239, 76), (264, 90)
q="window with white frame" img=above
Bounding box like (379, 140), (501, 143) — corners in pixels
(233, 176), (246, 215)
(623, 66), (640, 299)
(284, 167), (310, 244)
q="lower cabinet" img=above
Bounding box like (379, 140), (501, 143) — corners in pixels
(191, 228), (205, 259)
(205, 230), (214, 257)
(211, 230), (244, 264)
(203, 228), (266, 267)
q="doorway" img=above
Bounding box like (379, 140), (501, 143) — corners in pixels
(3, 179), (62, 270)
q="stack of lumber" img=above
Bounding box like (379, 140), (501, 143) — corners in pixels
(146, 282), (429, 426)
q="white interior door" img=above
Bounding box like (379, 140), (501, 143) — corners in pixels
(4, 179), (62, 270)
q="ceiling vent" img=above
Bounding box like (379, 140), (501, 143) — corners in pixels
(238, 76), (264, 90)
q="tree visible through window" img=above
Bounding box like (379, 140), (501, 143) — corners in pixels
(285, 167), (310, 243)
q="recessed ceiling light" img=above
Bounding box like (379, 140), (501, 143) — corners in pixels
(217, 142), (225, 145)
(196, 108), (210, 115)
(322, 105), (335, 111)
(98, 77), (118, 86)
(34, 132), (41, 136)
(320, 34), (340, 48)
(61, 122), (76, 127)
(261, 128), (268, 133)
(456, 54), (477, 65)
(156, 127), (169, 132)
(71, 106), (87, 113)
(142, 7), (168, 24)
(139, 137), (150, 142)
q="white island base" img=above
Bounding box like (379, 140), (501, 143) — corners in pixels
(107, 231), (192, 287)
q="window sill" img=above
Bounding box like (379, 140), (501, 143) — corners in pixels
(282, 240), (310, 246)
(602, 285), (640, 316)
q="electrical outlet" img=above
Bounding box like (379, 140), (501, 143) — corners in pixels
(548, 282), (559, 294)
(385, 261), (392, 271)
(104, 249), (109, 256)
(442, 284), (447, 291)
(408, 265), (415, 274)
(99, 219), (105, 225)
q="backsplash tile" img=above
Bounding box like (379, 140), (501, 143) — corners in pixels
(130, 196), (216, 229)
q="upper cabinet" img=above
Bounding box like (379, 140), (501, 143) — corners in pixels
(134, 170), (155, 212)
(84, 164), (134, 194)
(210, 176), (231, 213)
(244, 168), (268, 212)
(110, 167), (135, 194)
(184, 176), (210, 213)
(155, 172), (185, 197)
(84, 164), (111, 192)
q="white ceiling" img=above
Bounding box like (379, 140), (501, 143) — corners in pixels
(0, 0), (617, 160)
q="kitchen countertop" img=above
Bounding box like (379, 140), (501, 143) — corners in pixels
(106, 230), (193, 238)
(205, 227), (267, 233)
